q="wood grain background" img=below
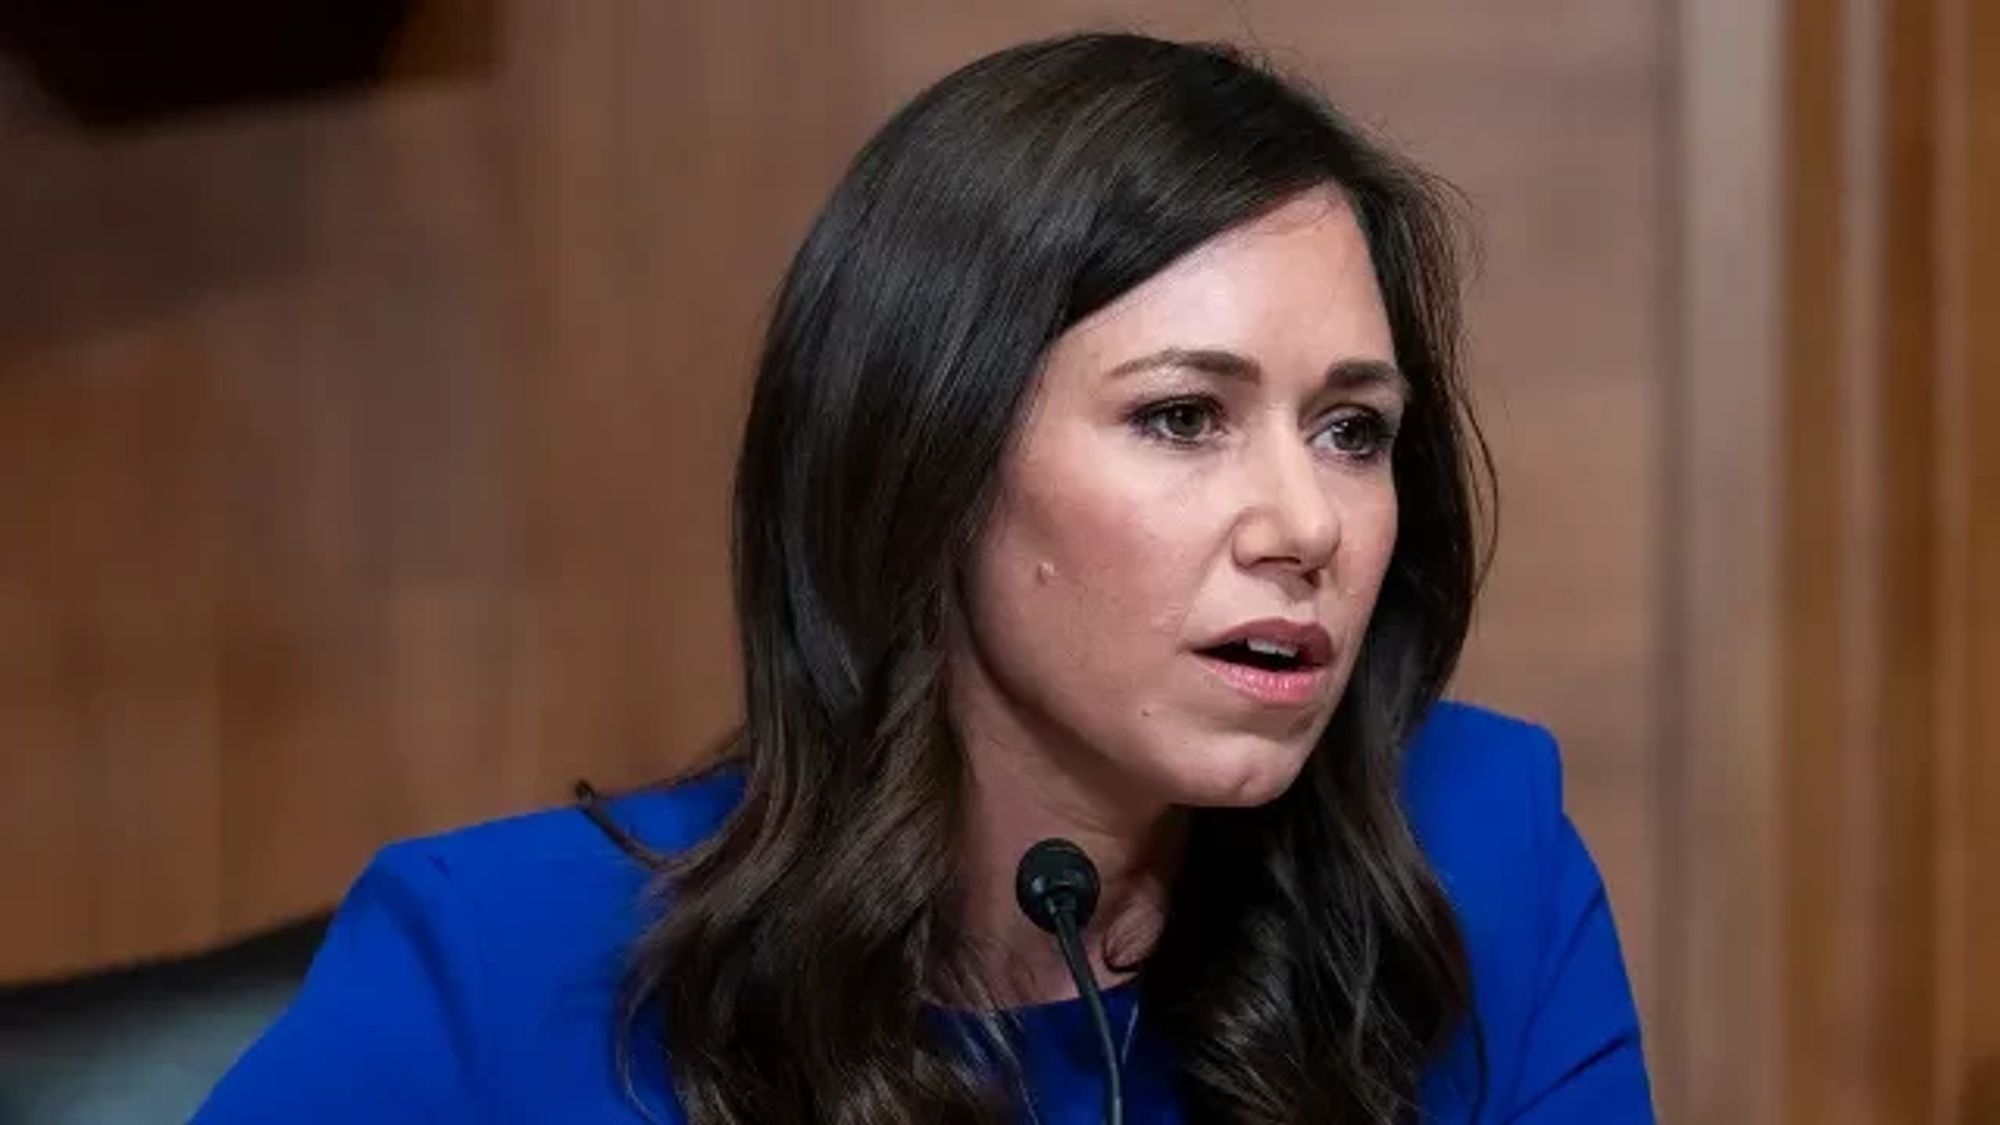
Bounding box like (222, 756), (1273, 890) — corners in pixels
(2, 1), (1993, 1120)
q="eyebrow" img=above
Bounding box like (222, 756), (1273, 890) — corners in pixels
(1103, 347), (1409, 398)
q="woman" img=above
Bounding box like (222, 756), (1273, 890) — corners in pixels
(199, 32), (1651, 1124)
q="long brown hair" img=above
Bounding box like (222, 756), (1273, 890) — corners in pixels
(623, 33), (1494, 1124)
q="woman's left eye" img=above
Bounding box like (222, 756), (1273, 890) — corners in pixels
(1313, 410), (1395, 460)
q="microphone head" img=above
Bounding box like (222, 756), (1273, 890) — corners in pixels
(1014, 837), (1101, 934)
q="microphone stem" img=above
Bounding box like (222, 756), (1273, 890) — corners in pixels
(1051, 908), (1124, 1125)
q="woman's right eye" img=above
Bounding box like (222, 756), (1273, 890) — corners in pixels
(1133, 398), (1222, 446)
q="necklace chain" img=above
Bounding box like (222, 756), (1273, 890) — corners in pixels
(1017, 998), (1140, 1125)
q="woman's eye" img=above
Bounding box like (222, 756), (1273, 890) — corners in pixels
(1135, 399), (1222, 445)
(1315, 410), (1395, 460)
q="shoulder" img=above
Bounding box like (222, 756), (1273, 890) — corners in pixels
(415, 762), (746, 868)
(1401, 699), (1564, 874)
(364, 766), (746, 989)
(1401, 701), (1656, 1118)
(369, 764), (750, 1044)
(1398, 699), (1567, 965)
(397, 765), (746, 928)
(197, 769), (744, 1123)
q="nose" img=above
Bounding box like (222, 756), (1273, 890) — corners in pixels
(1230, 429), (1339, 580)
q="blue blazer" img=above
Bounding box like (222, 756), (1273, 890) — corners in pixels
(196, 702), (1653, 1122)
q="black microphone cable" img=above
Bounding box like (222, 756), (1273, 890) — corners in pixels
(1015, 837), (1123, 1125)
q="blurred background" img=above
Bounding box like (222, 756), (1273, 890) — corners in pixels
(0, 1), (1992, 1122)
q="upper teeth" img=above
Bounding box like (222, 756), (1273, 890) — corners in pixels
(1246, 638), (1299, 658)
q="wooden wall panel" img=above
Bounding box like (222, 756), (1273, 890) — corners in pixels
(1777, 0), (1983, 1119)
(0, 1), (878, 983)
(1940, 0), (2000, 1117)
(1669, 0), (2000, 1121)
(1677, 0), (2000, 1119)
(1668, 0), (1786, 1115)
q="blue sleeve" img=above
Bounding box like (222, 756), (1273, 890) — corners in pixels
(1504, 738), (1655, 1122)
(194, 843), (487, 1122)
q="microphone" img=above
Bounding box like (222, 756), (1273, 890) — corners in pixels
(1014, 838), (1124, 1125)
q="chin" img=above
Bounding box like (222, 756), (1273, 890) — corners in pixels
(1157, 733), (1316, 809)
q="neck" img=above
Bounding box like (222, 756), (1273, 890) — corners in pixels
(953, 714), (1186, 1007)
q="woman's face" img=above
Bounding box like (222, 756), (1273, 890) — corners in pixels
(950, 189), (1407, 813)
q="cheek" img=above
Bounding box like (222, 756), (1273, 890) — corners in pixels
(1320, 490), (1399, 723)
(1347, 488), (1398, 595)
(980, 476), (1200, 661)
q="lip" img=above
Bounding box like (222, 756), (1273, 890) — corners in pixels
(1196, 618), (1335, 666)
(1196, 655), (1331, 706)
(1192, 618), (1336, 708)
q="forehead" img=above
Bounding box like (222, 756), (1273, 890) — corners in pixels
(1049, 189), (1395, 378)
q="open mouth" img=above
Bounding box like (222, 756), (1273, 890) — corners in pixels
(1192, 621), (1335, 706)
(1198, 638), (1319, 673)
